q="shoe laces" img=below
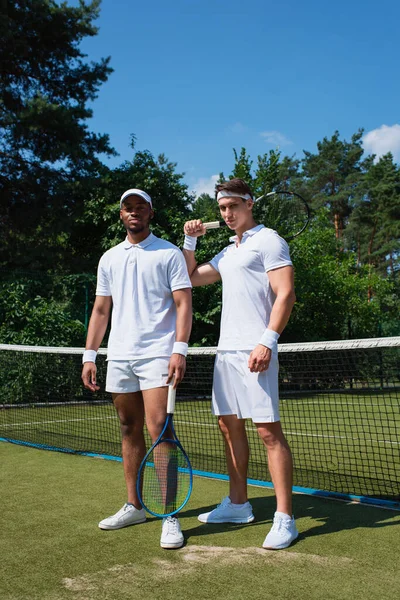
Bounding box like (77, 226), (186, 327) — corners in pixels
(165, 516), (179, 534)
(271, 515), (292, 535)
(216, 497), (231, 509)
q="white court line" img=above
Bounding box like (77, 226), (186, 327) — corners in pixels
(2, 416), (399, 447)
(1, 416), (117, 428)
(283, 399), (398, 407)
(170, 419), (400, 446)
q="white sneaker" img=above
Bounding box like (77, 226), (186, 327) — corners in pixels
(262, 512), (299, 549)
(160, 517), (184, 549)
(98, 503), (146, 530)
(198, 496), (255, 524)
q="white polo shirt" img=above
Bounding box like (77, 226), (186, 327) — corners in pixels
(96, 233), (191, 360)
(209, 225), (292, 351)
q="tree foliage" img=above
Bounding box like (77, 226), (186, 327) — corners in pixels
(0, 1), (398, 346)
(185, 143), (399, 344)
(0, 0), (115, 270)
(346, 153), (400, 277)
(73, 141), (193, 274)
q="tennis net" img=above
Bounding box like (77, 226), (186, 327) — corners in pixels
(1, 338), (399, 507)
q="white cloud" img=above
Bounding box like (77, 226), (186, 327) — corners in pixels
(363, 124), (400, 162)
(228, 122), (248, 134)
(191, 174), (219, 198)
(260, 130), (293, 147)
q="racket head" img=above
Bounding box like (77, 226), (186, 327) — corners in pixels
(137, 396), (193, 518)
(252, 190), (310, 240)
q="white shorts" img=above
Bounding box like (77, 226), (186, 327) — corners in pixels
(106, 357), (170, 394)
(212, 350), (280, 423)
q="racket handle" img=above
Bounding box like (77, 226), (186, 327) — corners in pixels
(203, 220), (226, 230)
(167, 385), (176, 414)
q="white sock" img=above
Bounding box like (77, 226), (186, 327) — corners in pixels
(275, 511), (292, 519)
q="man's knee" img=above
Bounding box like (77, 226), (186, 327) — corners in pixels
(218, 416), (246, 441)
(118, 414), (144, 438)
(257, 422), (285, 448)
(218, 417), (230, 437)
(146, 416), (167, 442)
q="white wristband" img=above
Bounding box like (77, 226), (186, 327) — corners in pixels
(183, 234), (197, 251)
(259, 329), (280, 350)
(172, 342), (188, 357)
(83, 349), (97, 364)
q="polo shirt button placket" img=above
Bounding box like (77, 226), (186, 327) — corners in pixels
(128, 246), (137, 265)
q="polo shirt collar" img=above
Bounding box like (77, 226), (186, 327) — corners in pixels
(229, 224), (264, 243)
(123, 232), (156, 249)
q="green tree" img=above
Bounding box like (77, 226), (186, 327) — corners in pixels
(287, 211), (398, 341)
(0, 275), (86, 345)
(231, 147), (254, 182)
(191, 193), (219, 221)
(253, 149), (281, 197)
(75, 143), (193, 274)
(186, 145), (400, 345)
(302, 130), (367, 239)
(347, 153), (400, 278)
(0, 0), (115, 271)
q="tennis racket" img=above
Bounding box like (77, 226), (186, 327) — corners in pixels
(204, 190), (310, 240)
(137, 385), (193, 518)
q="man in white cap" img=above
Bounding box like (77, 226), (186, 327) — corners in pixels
(82, 188), (192, 549)
(182, 178), (298, 550)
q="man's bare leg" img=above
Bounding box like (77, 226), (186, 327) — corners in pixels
(113, 391), (146, 508)
(218, 415), (249, 504)
(256, 421), (293, 516)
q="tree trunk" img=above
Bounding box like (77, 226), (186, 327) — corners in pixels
(334, 212), (343, 239)
(368, 221), (377, 261)
(367, 221), (377, 302)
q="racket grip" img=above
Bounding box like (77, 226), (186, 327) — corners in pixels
(203, 220), (225, 230)
(167, 385), (176, 414)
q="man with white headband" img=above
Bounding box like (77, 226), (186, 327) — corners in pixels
(182, 178), (298, 550)
(82, 188), (192, 550)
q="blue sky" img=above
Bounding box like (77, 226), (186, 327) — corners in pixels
(76, 0), (400, 196)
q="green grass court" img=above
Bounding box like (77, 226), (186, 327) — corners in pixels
(1, 441), (400, 600)
(2, 391), (399, 501)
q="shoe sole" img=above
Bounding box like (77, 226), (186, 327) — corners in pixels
(98, 517), (147, 530)
(198, 515), (255, 524)
(262, 532), (299, 550)
(160, 541), (184, 549)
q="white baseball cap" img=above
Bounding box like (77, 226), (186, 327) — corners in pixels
(120, 188), (153, 208)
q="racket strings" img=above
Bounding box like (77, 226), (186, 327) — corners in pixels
(255, 192), (309, 239)
(140, 440), (191, 515)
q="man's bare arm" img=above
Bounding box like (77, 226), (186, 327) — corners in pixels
(183, 220), (221, 286)
(248, 266), (296, 373)
(267, 265), (296, 334)
(167, 288), (192, 387)
(81, 295), (112, 391)
(173, 288), (192, 346)
(182, 254), (221, 287)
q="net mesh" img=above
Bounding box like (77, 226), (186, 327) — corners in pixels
(1, 338), (399, 503)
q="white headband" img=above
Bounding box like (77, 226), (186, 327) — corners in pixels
(120, 188), (153, 208)
(216, 190), (253, 201)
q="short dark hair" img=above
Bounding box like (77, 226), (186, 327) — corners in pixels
(215, 178), (253, 200)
